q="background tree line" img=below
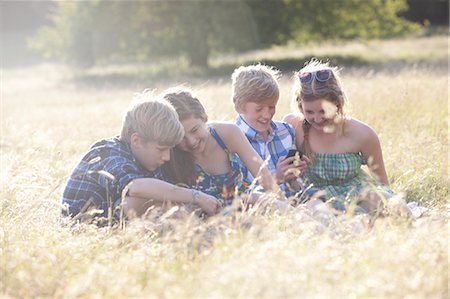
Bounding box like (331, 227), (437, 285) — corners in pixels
(24, 0), (433, 68)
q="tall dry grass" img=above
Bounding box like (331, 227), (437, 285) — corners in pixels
(1, 35), (448, 298)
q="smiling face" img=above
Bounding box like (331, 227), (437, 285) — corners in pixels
(130, 133), (172, 171)
(301, 98), (338, 131)
(236, 95), (278, 138)
(177, 117), (209, 155)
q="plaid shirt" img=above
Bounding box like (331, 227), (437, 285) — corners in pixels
(61, 137), (160, 218)
(235, 115), (296, 180)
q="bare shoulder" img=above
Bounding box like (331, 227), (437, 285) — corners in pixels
(282, 113), (304, 132)
(345, 118), (379, 143)
(209, 121), (249, 153)
(282, 113), (303, 127)
(282, 113), (305, 136)
(209, 121), (241, 137)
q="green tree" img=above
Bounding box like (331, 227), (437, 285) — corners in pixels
(246, 0), (420, 45)
(30, 0), (420, 68)
(31, 0), (258, 68)
(289, 0), (420, 41)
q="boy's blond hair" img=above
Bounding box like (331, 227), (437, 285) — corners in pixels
(231, 64), (280, 106)
(120, 90), (184, 146)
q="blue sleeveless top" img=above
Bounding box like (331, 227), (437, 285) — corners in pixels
(192, 127), (250, 205)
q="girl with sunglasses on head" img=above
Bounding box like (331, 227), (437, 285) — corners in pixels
(283, 60), (411, 216)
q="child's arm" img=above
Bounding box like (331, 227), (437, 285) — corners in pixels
(124, 178), (221, 216)
(216, 123), (278, 193)
(359, 126), (389, 185)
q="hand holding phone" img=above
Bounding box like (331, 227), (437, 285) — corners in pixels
(276, 149), (306, 183)
(287, 149), (304, 160)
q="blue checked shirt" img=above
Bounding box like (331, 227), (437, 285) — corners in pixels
(61, 137), (161, 218)
(235, 115), (296, 181)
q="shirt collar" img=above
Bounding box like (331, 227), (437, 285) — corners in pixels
(235, 115), (277, 141)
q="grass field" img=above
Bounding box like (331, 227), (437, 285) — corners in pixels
(1, 34), (448, 298)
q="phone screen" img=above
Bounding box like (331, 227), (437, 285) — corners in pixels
(287, 149), (303, 159)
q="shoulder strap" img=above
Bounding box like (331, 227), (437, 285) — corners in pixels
(301, 119), (311, 155)
(282, 122), (292, 131)
(209, 126), (229, 153)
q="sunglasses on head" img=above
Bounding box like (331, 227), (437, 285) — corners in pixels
(298, 69), (332, 84)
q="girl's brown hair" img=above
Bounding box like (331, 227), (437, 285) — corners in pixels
(161, 88), (208, 186)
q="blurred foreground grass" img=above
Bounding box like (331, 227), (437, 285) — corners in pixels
(1, 34), (448, 298)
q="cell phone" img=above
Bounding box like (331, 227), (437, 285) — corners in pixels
(287, 149), (304, 159)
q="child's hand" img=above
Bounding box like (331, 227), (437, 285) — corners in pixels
(275, 156), (297, 183)
(276, 155), (308, 183)
(197, 192), (222, 216)
(295, 154), (310, 172)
